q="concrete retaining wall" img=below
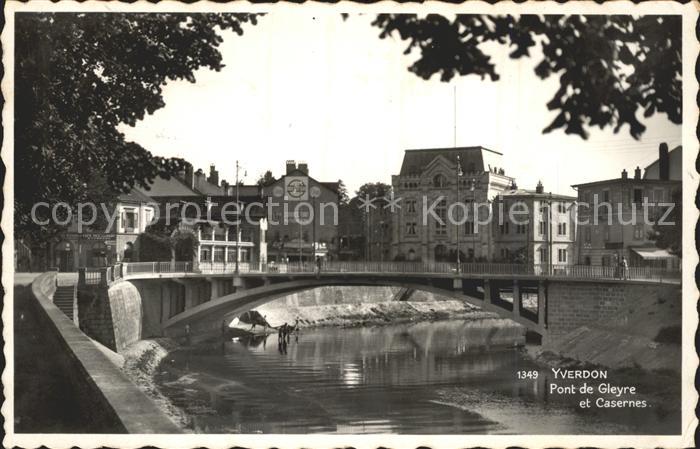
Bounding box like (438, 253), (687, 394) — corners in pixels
(78, 281), (147, 352)
(29, 272), (181, 433)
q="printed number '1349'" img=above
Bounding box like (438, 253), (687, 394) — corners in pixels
(517, 370), (539, 379)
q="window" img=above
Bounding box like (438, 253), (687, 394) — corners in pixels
(633, 224), (644, 240)
(500, 248), (510, 260)
(500, 222), (510, 234)
(227, 249), (237, 262)
(406, 199), (417, 213)
(213, 247), (225, 262)
(558, 248), (567, 263)
(652, 189), (664, 203)
(557, 202), (566, 213)
(214, 225), (226, 241)
(602, 189), (610, 203)
(633, 188), (643, 206)
(122, 209), (137, 233)
(584, 227), (591, 243)
(539, 221), (546, 236)
(516, 224), (527, 234)
(201, 226), (213, 241)
(464, 220), (475, 235)
(434, 199), (447, 235)
(433, 174), (447, 188)
(603, 225), (610, 242)
(405, 222), (417, 236)
(557, 222), (567, 236)
(200, 247), (211, 262)
(538, 248), (548, 264)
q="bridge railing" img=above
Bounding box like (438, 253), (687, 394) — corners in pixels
(79, 260), (680, 286)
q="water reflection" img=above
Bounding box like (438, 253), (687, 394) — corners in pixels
(154, 319), (678, 434)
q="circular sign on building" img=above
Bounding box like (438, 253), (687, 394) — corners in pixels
(284, 176), (309, 201)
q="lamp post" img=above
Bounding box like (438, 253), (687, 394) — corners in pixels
(470, 178), (476, 263)
(455, 155), (463, 273)
(235, 160), (240, 274)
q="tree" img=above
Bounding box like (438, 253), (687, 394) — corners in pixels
(355, 182), (392, 201)
(650, 189), (681, 257)
(15, 13), (260, 242)
(256, 170), (277, 187)
(337, 179), (350, 205)
(137, 220), (197, 262)
(372, 14), (680, 139)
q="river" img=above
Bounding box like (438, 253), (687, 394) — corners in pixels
(153, 319), (680, 434)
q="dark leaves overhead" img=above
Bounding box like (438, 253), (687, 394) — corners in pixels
(15, 12), (259, 241)
(372, 14), (681, 140)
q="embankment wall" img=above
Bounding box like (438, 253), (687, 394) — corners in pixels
(28, 272), (181, 433)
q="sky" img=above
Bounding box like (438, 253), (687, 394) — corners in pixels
(120, 13), (682, 197)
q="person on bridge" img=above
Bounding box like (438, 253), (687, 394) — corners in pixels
(621, 257), (629, 280)
(315, 256), (322, 278)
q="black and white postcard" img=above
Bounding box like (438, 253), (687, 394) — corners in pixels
(2, 1), (697, 448)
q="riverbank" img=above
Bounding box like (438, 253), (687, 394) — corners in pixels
(120, 338), (193, 431)
(235, 292), (500, 333)
(521, 284), (682, 422)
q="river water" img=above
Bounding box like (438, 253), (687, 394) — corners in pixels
(154, 319), (679, 434)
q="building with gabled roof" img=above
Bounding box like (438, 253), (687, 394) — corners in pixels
(391, 146), (513, 262)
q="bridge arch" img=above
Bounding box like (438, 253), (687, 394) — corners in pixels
(161, 276), (544, 338)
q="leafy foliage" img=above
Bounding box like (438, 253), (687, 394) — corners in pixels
(137, 220), (198, 262)
(15, 12), (259, 242)
(355, 182), (392, 200)
(256, 170), (277, 186)
(337, 179), (350, 205)
(372, 14), (681, 139)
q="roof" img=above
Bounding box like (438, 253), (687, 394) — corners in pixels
(262, 171), (340, 196)
(644, 145), (682, 172)
(499, 189), (576, 201)
(117, 187), (156, 204)
(630, 246), (679, 260)
(320, 181), (340, 193)
(571, 177), (681, 189)
(142, 175), (201, 197)
(194, 177), (224, 196)
(399, 146), (502, 176)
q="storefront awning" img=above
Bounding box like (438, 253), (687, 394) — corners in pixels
(631, 247), (678, 260)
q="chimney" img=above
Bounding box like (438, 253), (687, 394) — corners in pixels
(221, 179), (229, 195)
(208, 164), (219, 186)
(510, 180), (518, 190)
(297, 162), (309, 175)
(286, 160), (296, 175)
(634, 166), (641, 180)
(195, 168), (206, 189)
(535, 180), (544, 194)
(184, 162), (194, 189)
(659, 142), (670, 181)
(621, 169), (628, 179)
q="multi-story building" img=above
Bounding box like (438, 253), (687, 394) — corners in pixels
(260, 161), (339, 262)
(51, 188), (157, 271)
(572, 143), (681, 269)
(391, 146), (513, 262)
(144, 165), (267, 268)
(492, 182), (577, 269)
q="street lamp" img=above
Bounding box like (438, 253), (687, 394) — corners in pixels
(235, 160), (240, 274)
(470, 177), (476, 263)
(455, 155), (463, 273)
